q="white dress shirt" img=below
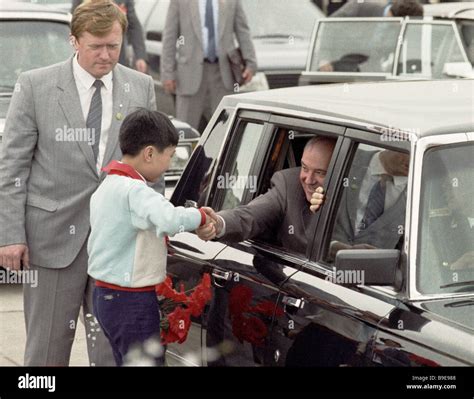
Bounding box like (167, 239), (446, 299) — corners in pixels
(355, 152), (407, 234)
(73, 54), (113, 174)
(199, 0), (219, 58)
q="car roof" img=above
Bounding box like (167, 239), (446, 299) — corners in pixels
(0, 1), (71, 22)
(223, 79), (474, 138)
(424, 2), (474, 19)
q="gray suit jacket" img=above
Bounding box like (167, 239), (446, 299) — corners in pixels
(0, 57), (157, 268)
(218, 168), (312, 255)
(331, 0), (386, 17)
(332, 150), (406, 249)
(71, 0), (147, 66)
(161, 0), (257, 95)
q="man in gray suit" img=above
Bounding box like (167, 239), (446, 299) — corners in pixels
(196, 137), (336, 255)
(72, 0), (148, 73)
(329, 149), (409, 259)
(0, 1), (157, 366)
(161, 0), (257, 130)
(331, 0), (423, 18)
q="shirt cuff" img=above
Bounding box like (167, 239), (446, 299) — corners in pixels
(215, 215), (226, 238)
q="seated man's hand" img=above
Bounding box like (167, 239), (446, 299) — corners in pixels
(450, 251), (474, 271)
(310, 187), (325, 213)
(196, 207), (222, 241)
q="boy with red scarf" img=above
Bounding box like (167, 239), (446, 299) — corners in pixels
(88, 109), (210, 366)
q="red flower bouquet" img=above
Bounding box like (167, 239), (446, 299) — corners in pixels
(228, 285), (284, 346)
(156, 273), (212, 345)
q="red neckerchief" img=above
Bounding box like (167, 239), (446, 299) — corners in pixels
(102, 160), (145, 182)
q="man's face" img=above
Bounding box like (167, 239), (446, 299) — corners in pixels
(72, 21), (123, 78)
(299, 142), (334, 202)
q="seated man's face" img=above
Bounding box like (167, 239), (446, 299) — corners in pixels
(299, 141), (335, 202)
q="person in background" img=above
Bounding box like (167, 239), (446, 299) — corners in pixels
(161, 0), (257, 130)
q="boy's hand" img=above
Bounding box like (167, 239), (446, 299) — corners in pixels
(196, 207), (222, 241)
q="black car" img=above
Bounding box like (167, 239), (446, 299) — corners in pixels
(163, 79), (474, 367)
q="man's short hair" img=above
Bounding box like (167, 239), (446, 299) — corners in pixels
(304, 136), (337, 152)
(119, 109), (179, 156)
(71, 0), (128, 39)
(390, 0), (424, 17)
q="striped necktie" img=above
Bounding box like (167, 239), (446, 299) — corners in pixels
(86, 79), (103, 162)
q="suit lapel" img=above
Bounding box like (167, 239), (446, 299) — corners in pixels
(57, 57), (97, 176)
(190, 0), (203, 47)
(101, 65), (131, 173)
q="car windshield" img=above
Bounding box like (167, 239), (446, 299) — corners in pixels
(309, 19), (402, 73)
(417, 143), (474, 295)
(241, 0), (323, 40)
(0, 21), (72, 93)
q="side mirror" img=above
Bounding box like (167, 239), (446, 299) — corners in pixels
(333, 249), (400, 286)
(146, 30), (162, 42)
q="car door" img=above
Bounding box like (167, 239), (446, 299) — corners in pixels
(164, 108), (233, 365)
(200, 113), (345, 366)
(267, 131), (412, 366)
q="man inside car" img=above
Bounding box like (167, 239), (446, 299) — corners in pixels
(196, 136), (335, 254)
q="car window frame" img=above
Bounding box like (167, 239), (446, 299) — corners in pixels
(305, 129), (413, 298)
(393, 19), (471, 78)
(211, 110), (272, 211)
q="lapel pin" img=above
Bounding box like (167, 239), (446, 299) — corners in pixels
(116, 112), (123, 120)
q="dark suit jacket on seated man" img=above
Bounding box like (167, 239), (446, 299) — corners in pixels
(196, 137), (336, 254)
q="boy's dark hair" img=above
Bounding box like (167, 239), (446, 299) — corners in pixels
(119, 109), (179, 156)
(391, 0), (424, 17)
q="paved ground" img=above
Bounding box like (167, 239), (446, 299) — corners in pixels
(0, 283), (89, 366)
(0, 282), (201, 367)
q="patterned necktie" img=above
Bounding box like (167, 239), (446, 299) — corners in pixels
(360, 175), (389, 231)
(205, 0), (217, 62)
(86, 80), (103, 162)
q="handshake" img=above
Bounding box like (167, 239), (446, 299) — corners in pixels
(196, 207), (223, 241)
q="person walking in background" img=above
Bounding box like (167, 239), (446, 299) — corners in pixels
(0, 0), (157, 366)
(72, 0), (148, 73)
(161, 0), (257, 130)
(331, 0), (423, 18)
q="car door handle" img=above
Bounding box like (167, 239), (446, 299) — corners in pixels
(282, 296), (304, 309)
(211, 269), (231, 287)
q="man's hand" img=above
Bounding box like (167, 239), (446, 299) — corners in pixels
(196, 207), (222, 241)
(310, 187), (325, 213)
(135, 59), (148, 74)
(0, 244), (30, 271)
(163, 79), (176, 94)
(242, 67), (253, 84)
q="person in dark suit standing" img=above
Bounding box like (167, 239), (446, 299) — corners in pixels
(161, 0), (257, 130)
(331, 0), (423, 17)
(0, 0), (157, 366)
(196, 137), (336, 254)
(72, 0), (148, 73)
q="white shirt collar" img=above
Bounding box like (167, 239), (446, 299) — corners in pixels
(370, 152), (408, 187)
(73, 53), (113, 91)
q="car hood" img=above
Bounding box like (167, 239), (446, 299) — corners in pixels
(253, 38), (310, 71)
(414, 297), (474, 331)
